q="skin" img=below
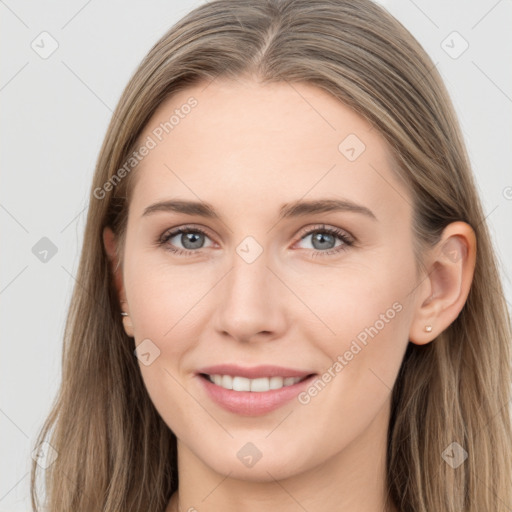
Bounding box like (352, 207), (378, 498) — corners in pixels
(103, 77), (476, 512)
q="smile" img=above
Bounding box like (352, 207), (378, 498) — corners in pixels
(196, 367), (318, 416)
(202, 374), (309, 392)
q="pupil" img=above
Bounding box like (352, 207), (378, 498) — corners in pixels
(313, 232), (334, 250)
(183, 232), (204, 249)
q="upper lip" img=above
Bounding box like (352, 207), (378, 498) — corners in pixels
(196, 364), (316, 379)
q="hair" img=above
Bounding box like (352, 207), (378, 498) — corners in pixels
(31, 0), (512, 510)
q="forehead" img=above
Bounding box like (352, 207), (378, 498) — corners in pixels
(129, 78), (410, 222)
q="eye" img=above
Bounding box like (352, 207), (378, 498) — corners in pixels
(157, 223), (354, 258)
(294, 224), (354, 257)
(158, 225), (215, 256)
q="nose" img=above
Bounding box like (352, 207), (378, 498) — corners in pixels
(213, 248), (288, 344)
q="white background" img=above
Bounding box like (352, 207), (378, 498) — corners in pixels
(1, 0), (511, 510)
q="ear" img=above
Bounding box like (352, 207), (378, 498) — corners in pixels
(409, 221), (477, 345)
(103, 226), (134, 337)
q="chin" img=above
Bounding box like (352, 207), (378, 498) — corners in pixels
(195, 442), (313, 482)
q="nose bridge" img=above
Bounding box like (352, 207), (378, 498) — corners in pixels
(228, 253), (266, 302)
(214, 240), (286, 341)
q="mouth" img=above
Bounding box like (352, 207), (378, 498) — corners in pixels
(195, 364), (318, 416)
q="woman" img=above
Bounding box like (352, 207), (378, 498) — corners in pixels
(31, 0), (512, 510)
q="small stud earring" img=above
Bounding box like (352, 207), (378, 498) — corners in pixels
(425, 325), (432, 332)
(121, 310), (134, 338)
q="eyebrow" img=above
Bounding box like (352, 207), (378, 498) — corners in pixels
(142, 198), (377, 221)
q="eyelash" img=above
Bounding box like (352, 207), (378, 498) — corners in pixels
(157, 224), (354, 258)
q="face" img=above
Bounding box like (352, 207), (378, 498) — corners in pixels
(114, 78), (420, 481)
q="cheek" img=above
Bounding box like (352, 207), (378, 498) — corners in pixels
(297, 254), (415, 396)
(290, 275), (412, 460)
(123, 254), (220, 424)
(125, 247), (216, 342)
(124, 261), (204, 437)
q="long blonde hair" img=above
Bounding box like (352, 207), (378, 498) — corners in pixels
(31, 0), (512, 510)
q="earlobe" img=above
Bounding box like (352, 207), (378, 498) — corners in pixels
(409, 221), (477, 345)
(121, 312), (134, 338)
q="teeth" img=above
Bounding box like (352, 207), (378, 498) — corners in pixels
(207, 374), (305, 392)
(233, 376), (251, 391)
(221, 375), (232, 389)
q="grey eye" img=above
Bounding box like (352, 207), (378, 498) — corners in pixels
(297, 231), (344, 251)
(165, 229), (214, 251)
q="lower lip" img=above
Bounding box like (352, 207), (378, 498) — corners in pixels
(197, 374), (317, 416)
